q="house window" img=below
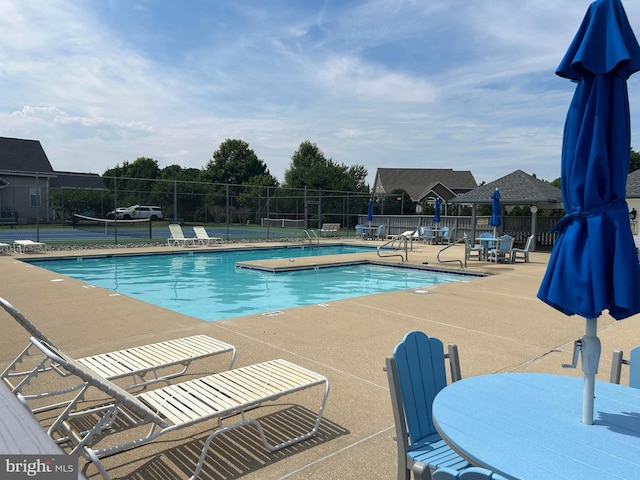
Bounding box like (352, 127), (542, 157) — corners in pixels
(30, 187), (41, 207)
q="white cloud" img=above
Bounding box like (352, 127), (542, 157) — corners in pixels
(1, 0), (640, 186)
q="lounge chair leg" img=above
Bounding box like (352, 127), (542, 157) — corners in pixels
(85, 447), (112, 480)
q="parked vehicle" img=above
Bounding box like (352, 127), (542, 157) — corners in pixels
(109, 205), (163, 220)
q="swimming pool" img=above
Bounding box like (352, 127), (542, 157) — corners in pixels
(31, 245), (478, 321)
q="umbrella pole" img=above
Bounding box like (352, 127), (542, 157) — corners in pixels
(581, 317), (601, 425)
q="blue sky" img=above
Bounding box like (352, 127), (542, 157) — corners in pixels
(2, 0), (640, 187)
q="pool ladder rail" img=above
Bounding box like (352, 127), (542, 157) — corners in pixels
(377, 234), (409, 263)
(374, 232), (470, 269)
(436, 237), (466, 269)
(303, 229), (320, 244)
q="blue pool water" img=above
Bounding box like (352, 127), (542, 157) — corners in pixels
(31, 245), (477, 321)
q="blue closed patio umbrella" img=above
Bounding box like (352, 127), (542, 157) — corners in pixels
(537, 0), (640, 425)
(367, 199), (373, 225)
(434, 198), (441, 225)
(489, 188), (501, 238)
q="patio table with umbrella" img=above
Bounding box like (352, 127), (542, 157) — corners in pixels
(537, 0), (640, 425)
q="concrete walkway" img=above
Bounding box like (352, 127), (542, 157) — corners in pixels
(1, 240), (640, 479)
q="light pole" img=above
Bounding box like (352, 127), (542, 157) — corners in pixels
(397, 196), (404, 215)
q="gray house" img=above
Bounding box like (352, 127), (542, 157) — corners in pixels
(372, 168), (477, 210)
(0, 137), (105, 224)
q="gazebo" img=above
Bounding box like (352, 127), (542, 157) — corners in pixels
(450, 170), (563, 251)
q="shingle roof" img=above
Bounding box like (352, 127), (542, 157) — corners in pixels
(374, 168), (477, 201)
(0, 137), (54, 174)
(450, 170), (563, 206)
(627, 169), (640, 197)
(50, 171), (106, 190)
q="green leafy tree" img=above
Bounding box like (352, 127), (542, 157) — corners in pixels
(103, 157), (161, 207)
(631, 147), (640, 173)
(283, 141), (369, 225)
(152, 165), (205, 222)
(201, 139), (277, 222)
(203, 139), (276, 186)
(383, 189), (412, 215)
(49, 188), (106, 221)
(284, 141), (368, 191)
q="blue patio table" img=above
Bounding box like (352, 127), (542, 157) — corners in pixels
(363, 225), (378, 240)
(432, 373), (640, 479)
(474, 237), (499, 261)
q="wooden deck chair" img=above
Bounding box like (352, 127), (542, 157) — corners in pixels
(433, 466), (509, 480)
(167, 223), (196, 247)
(385, 331), (468, 480)
(192, 225), (223, 245)
(28, 336), (329, 480)
(510, 235), (534, 263)
(0, 297), (236, 411)
(610, 346), (640, 388)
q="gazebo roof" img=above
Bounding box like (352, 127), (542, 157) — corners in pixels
(450, 170), (563, 207)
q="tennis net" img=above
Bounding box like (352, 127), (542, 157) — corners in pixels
(261, 218), (305, 228)
(72, 214), (154, 239)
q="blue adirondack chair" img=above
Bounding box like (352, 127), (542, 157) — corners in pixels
(433, 466), (509, 480)
(610, 345), (640, 388)
(385, 331), (468, 480)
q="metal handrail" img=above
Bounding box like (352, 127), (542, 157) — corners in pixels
(377, 235), (407, 263)
(437, 237), (466, 269)
(303, 230), (319, 244)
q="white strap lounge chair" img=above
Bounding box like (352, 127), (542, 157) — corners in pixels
(192, 225), (223, 245)
(0, 242), (12, 254)
(167, 223), (196, 247)
(0, 297), (236, 411)
(13, 239), (47, 253)
(29, 336), (329, 480)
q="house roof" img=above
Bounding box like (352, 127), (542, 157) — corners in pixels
(0, 137), (54, 175)
(627, 169), (640, 197)
(373, 168), (477, 202)
(450, 170), (563, 207)
(50, 171), (106, 190)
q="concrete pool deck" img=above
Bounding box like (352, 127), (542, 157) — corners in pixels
(1, 239), (640, 479)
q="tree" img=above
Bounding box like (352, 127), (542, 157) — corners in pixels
(49, 188), (106, 221)
(103, 157), (161, 207)
(631, 147), (640, 173)
(383, 189), (412, 215)
(202, 139), (277, 186)
(283, 141), (368, 192)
